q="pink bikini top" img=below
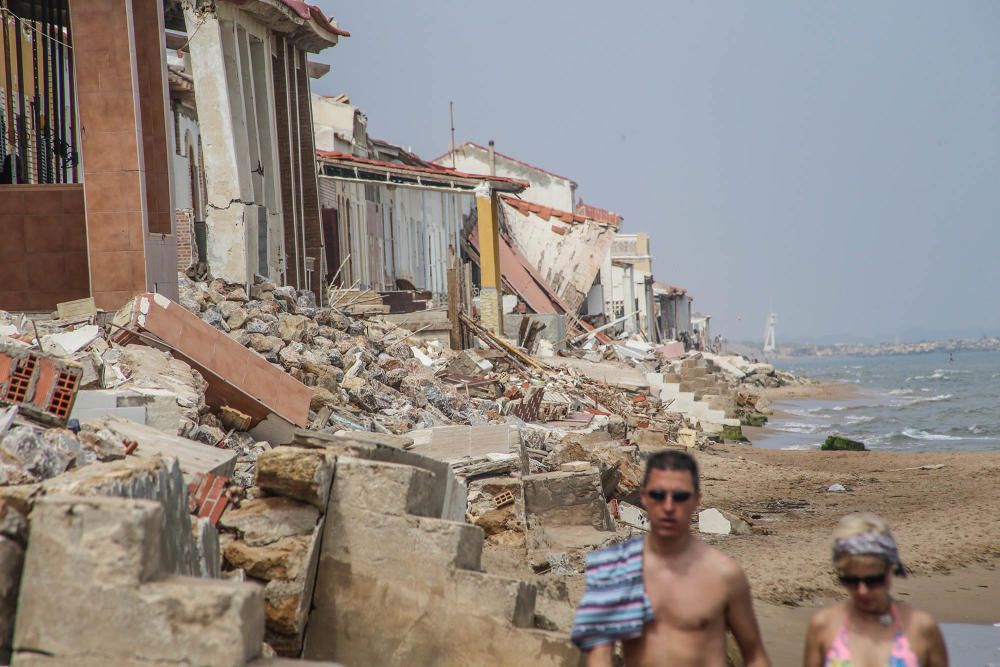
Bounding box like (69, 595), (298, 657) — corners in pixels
(823, 604), (919, 667)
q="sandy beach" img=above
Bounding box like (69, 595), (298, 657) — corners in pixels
(716, 381), (1000, 662)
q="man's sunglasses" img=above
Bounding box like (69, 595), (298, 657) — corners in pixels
(646, 489), (694, 503)
(837, 572), (889, 588)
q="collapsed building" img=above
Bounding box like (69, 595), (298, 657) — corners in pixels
(0, 1), (756, 665)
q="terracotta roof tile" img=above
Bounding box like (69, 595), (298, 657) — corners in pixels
(317, 151), (528, 188)
(575, 198), (623, 226)
(279, 0), (350, 36)
(501, 196), (619, 228)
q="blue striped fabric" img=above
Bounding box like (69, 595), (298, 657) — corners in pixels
(571, 536), (654, 651)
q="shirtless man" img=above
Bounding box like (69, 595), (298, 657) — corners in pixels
(572, 450), (770, 667)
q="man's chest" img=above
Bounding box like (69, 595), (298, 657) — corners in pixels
(643, 568), (728, 632)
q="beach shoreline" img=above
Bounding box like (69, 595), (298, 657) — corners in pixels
(740, 381), (868, 446)
(707, 375), (1000, 661)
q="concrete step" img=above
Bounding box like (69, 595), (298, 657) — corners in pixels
(331, 456), (439, 518)
(323, 506), (485, 574)
(451, 570), (536, 628)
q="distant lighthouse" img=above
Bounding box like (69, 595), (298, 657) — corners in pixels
(763, 314), (777, 354)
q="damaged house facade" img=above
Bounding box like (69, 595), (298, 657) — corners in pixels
(169, 0), (348, 301)
(0, 0), (348, 313)
(1, 0), (176, 311)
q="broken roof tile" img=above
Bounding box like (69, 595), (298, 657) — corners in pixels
(317, 150), (528, 190)
(575, 198), (623, 227)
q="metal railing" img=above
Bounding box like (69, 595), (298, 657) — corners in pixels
(1, 0), (77, 185)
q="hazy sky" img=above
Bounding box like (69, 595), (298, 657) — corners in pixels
(311, 2), (1000, 343)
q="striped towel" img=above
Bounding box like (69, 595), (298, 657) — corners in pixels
(571, 536), (654, 651)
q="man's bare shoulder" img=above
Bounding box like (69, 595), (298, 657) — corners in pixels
(696, 541), (748, 582)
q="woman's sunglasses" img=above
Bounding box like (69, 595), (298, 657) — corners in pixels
(646, 489), (694, 503)
(837, 572), (889, 588)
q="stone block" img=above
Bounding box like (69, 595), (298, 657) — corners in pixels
(193, 516), (222, 579)
(44, 456), (202, 577)
(451, 570), (536, 628)
(255, 447), (335, 509)
(127, 576), (264, 666)
(305, 561), (578, 666)
(522, 470), (615, 532)
(219, 496), (320, 546)
(262, 518), (323, 655)
(16, 499), (264, 666)
(0, 535), (24, 661)
(319, 507), (484, 576)
(678, 428), (698, 448)
(330, 456), (437, 518)
(224, 535), (312, 581)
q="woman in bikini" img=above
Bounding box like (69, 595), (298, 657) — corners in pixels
(803, 513), (948, 667)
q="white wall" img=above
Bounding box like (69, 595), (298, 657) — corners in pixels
(312, 94), (368, 156)
(169, 108), (201, 211)
(318, 176), (475, 298)
(443, 147), (575, 212)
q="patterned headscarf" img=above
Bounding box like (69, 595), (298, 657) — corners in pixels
(833, 531), (907, 577)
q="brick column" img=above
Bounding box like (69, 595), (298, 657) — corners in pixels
(474, 182), (503, 334)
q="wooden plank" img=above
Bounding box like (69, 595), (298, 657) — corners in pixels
(448, 251), (462, 350)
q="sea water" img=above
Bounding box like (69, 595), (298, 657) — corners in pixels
(756, 350), (1000, 452)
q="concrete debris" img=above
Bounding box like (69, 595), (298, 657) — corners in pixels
(0, 272), (822, 666)
(617, 501), (650, 532)
(698, 507), (752, 536)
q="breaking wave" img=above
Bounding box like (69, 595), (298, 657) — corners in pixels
(776, 422), (824, 434)
(904, 393), (953, 406)
(901, 428), (963, 441)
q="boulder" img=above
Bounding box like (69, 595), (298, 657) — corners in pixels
(278, 315), (309, 343)
(822, 435), (866, 451)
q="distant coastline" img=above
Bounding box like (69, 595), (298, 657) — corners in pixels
(773, 337), (1000, 358)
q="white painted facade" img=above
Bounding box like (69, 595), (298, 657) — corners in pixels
(184, 3), (285, 284)
(435, 143), (576, 212)
(312, 94), (369, 156)
(500, 202), (616, 314)
(318, 176), (475, 298)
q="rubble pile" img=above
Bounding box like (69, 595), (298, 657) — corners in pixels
(739, 363), (811, 389)
(179, 275), (480, 436)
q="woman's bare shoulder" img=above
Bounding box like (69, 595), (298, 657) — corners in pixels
(808, 602), (846, 634)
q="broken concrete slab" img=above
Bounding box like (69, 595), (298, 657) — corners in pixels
(617, 501), (650, 532)
(40, 325), (100, 356)
(219, 497), (320, 547)
(83, 415), (236, 481)
(406, 424), (518, 463)
(113, 344), (209, 432)
(70, 388), (148, 425)
(698, 508), (751, 536)
(112, 293), (311, 430)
